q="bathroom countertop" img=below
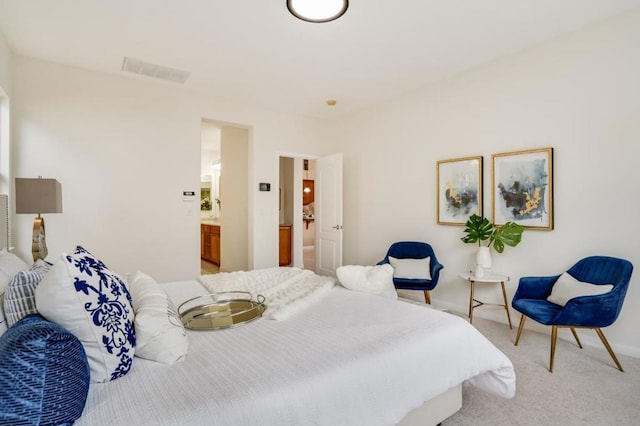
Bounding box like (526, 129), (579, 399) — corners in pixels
(201, 218), (221, 226)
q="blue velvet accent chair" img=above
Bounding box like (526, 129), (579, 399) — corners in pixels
(512, 256), (633, 372)
(377, 241), (444, 304)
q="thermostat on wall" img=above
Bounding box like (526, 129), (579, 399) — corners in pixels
(259, 183), (271, 191)
(183, 191), (196, 201)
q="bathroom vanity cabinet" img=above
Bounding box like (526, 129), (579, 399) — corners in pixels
(279, 224), (292, 266)
(201, 223), (221, 265)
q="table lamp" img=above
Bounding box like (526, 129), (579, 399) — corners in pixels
(15, 177), (63, 261)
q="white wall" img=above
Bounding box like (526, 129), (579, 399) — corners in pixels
(327, 10), (640, 355)
(220, 126), (248, 271)
(0, 33), (12, 201)
(0, 33), (10, 93)
(279, 156), (294, 225)
(11, 55), (329, 281)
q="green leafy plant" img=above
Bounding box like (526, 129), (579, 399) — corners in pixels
(461, 214), (524, 253)
(201, 196), (212, 211)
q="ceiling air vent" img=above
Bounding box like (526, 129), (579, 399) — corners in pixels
(121, 57), (190, 84)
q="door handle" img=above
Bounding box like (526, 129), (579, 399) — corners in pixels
(332, 225), (343, 230)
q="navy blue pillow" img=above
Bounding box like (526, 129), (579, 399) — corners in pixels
(0, 314), (90, 425)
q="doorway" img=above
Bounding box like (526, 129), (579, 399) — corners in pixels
(200, 119), (249, 275)
(278, 156), (314, 271)
(278, 153), (343, 276)
(200, 121), (221, 274)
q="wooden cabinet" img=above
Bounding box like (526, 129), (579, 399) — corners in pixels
(201, 224), (221, 265)
(210, 226), (220, 265)
(279, 224), (292, 266)
(201, 225), (205, 256)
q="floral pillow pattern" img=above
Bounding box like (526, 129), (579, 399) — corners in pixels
(36, 246), (136, 382)
(71, 246), (136, 378)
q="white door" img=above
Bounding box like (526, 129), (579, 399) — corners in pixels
(316, 153), (343, 276)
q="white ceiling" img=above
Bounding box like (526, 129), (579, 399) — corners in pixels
(1, 0), (639, 120)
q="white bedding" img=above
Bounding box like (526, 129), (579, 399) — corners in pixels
(76, 277), (515, 426)
(198, 267), (336, 320)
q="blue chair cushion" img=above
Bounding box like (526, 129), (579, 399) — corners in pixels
(392, 277), (438, 291)
(512, 299), (564, 325)
(0, 314), (90, 425)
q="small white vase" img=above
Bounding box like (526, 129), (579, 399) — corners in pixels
(476, 246), (492, 277)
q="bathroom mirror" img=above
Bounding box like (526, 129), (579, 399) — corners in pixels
(303, 179), (314, 205)
(201, 181), (212, 211)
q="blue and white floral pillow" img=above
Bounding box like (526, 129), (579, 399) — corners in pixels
(35, 246), (136, 383)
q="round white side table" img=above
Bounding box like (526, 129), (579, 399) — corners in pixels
(458, 273), (512, 329)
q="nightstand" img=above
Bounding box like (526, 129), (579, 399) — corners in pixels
(459, 273), (512, 329)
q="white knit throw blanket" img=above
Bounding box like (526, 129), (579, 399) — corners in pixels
(198, 267), (335, 320)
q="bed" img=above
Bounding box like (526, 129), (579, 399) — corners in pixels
(0, 250), (515, 425)
(73, 267), (516, 426)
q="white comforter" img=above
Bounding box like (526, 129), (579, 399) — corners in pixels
(77, 278), (515, 426)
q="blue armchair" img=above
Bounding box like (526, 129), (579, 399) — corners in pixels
(377, 241), (444, 304)
(512, 256), (633, 372)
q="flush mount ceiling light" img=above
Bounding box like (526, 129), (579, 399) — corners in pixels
(287, 0), (348, 23)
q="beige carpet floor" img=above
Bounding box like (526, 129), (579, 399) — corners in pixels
(442, 316), (640, 425)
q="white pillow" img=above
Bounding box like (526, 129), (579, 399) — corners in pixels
(336, 264), (397, 299)
(0, 249), (30, 295)
(547, 272), (613, 307)
(128, 271), (188, 364)
(388, 256), (432, 280)
(35, 246), (136, 383)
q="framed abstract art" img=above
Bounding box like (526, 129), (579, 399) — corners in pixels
(492, 148), (553, 230)
(437, 156), (483, 225)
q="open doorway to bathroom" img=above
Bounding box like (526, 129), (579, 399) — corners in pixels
(200, 119), (249, 275)
(200, 121), (221, 275)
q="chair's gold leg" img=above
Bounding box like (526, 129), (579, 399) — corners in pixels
(468, 280), (475, 324)
(549, 326), (558, 373)
(423, 290), (431, 304)
(500, 281), (513, 329)
(595, 328), (624, 372)
(514, 315), (527, 346)
(570, 328), (583, 349)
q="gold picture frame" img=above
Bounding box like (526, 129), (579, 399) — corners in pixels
(437, 156), (483, 225)
(492, 147), (553, 230)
